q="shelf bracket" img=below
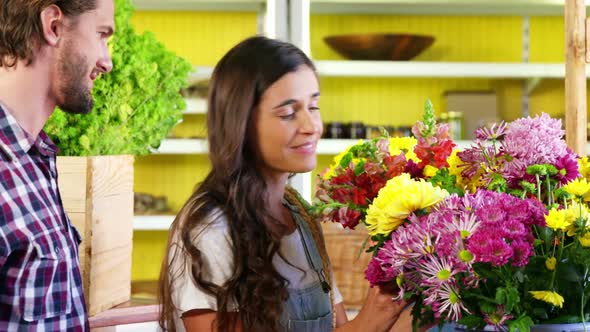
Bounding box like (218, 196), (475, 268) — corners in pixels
(525, 77), (543, 95)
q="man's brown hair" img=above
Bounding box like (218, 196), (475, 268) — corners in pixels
(0, 0), (97, 67)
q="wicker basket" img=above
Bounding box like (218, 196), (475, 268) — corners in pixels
(321, 222), (372, 310)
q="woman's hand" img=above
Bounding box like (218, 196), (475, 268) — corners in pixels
(336, 284), (407, 332)
(390, 308), (436, 332)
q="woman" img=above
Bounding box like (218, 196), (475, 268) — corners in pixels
(158, 36), (410, 332)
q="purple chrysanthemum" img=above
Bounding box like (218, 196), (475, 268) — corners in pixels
(475, 122), (508, 141)
(511, 240), (533, 267)
(365, 258), (391, 286)
(554, 149), (580, 184)
(501, 219), (527, 241)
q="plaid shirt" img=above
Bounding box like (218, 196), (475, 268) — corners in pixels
(0, 105), (88, 331)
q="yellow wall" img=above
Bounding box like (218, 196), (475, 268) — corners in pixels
(131, 11), (257, 281)
(131, 12), (577, 282)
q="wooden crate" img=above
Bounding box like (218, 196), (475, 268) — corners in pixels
(57, 155), (134, 316)
(322, 222), (372, 310)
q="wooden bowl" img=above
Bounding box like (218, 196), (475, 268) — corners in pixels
(324, 33), (435, 61)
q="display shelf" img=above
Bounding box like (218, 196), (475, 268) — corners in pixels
(155, 139), (208, 154)
(157, 138), (590, 155)
(188, 66), (215, 81)
(132, 0), (266, 11)
(314, 61), (568, 79)
(310, 0), (587, 16)
(133, 215), (175, 231)
(183, 98), (207, 114)
(155, 138), (488, 155)
(183, 62), (571, 94)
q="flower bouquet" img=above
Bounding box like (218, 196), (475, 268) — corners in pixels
(314, 102), (590, 331)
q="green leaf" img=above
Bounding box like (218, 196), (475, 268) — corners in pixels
(505, 286), (520, 312)
(480, 301), (497, 314)
(354, 159), (366, 176)
(456, 315), (485, 329)
(339, 153), (353, 168)
(496, 288), (507, 304)
(508, 315), (533, 332)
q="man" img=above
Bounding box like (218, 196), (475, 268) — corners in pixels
(0, 0), (114, 330)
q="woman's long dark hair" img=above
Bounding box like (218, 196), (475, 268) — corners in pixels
(158, 36), (316, 332)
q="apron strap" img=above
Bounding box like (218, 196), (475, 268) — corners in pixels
(284, 186), (337, 329)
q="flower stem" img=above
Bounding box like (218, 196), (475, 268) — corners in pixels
(470, 293), (497, 303)
(545, 176), (552, 206)
(533, 226), (545, 256)
(535, 174), (541, 201)
(583, 267), (588, 332)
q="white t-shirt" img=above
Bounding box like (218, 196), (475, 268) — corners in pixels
(169, 209), (343, 331)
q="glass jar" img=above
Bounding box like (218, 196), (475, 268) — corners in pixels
(325, 122), (344, 139)
(447, 111), (463, 140)
(348, 122), (366, 139)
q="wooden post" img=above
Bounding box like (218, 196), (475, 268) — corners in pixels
(565, 0), (587, 156)
(57, 155), (134, 316)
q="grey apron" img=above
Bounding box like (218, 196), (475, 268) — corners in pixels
(279, 200), (333, 332)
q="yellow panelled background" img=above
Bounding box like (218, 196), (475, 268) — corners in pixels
(131, 11), (258, 65)
(130, 11), (580, 282)
(131, 11), (257, 281)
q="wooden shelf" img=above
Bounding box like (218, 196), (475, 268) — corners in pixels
(132, 0), (266, 11)
(134, 215), (175, 231)
(154, 139), (208, 154)
(187, 63), (573, 80)
(310, 0), (586, 16)
(154, 138), (522, 155)
(188, 66), (214, 81)
(183, 98), (207, 114)
(315, 61), (568, 79)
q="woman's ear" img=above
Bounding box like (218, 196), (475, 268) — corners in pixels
(40, 5), (64, 46)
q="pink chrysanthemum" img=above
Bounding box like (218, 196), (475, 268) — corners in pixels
(475, 122), (508, 141)
(554, 150), (581, 184)
(470, 235), (514, 266)
(501, 219), (527, 241)
(425, 282), (469, 321)
(365, 257), (391, 286)
(500, 113), (568, 182)
(484, 306), (513, 330)
(510, 240), (533, 267)
(419, 256), (459, 286)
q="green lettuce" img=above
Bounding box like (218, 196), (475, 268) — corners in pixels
(45, 0), (192, 156)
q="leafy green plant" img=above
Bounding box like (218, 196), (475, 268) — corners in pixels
(45, 0), (192, 156)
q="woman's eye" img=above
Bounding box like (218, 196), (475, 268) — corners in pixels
(309, 106), (320, 111)
(279, 113), (296, 120)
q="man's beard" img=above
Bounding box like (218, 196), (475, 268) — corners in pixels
(57, 43), (94, 115)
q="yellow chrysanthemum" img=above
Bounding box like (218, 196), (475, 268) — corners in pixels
(545, 257), (556, 271)
(389, 137), (419, 162)
(563, 178), (590, 198)
(579, 233), (590, 247)
(564, 202), (590, 236)
(529, 291), (564, 308)
(365, 173), (449, 237)
(579, 157), (590, 179)
(545, 208), (571, 232)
